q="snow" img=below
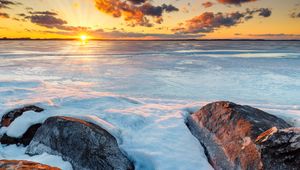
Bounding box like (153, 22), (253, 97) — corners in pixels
(0, 40), (300, 170)
(6, 111), (51, 138)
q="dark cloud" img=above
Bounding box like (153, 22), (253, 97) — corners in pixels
(140, 3), (178, 16)
(140, 3), (164, 17)
(245, 8), (272, 17)
(29, 11), (58, 16)
(20, 10), (90, 31)
(172, 8), (272, 34)
(161, 4), (179, 12)
(0, 12), (9, 18)
(25, 12), (67, 28)
(93, 0), (178, 27)
(25, 7), (33, 11)
(127, 0), (146, 5)
(0, 0), (21, 19)
(291, 12), (300, 18)
(290, 3), (300, 18)
(17, 13), (26, 17)
(257, 8), (271, 17)
(0, 0), (20, 9)
(217, 0), (257, 5)
(202, 2), (214, 8)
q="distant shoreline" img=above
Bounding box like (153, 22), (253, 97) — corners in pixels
(0, 38), (300, 41)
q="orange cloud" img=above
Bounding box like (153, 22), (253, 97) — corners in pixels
(94, 0), (178, 27)
(173, 8), (271, 34)
(0, 12), (9, 18)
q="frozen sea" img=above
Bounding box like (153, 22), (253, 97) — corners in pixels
(0, 40), (300, 169)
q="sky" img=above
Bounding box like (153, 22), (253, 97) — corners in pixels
(0, 0), (300, 39)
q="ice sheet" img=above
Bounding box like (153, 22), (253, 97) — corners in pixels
(0, 40), (299, 170)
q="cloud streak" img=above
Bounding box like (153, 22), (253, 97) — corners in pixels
(26, 27), (202, 39)
(217, 0), (257, 5)
(0, 12), (9, 18)
(19, 10), (90, 31)
(0, 0), (21, 18)
(236, 33), (300, 39)
(0, 0), (20, 9)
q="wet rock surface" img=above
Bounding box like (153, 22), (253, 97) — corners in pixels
(0, 160), (60, 170)
(186, 101), (292, 170)
(26, 116), (134, 170)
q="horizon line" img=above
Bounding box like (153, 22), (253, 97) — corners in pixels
(0, 37), (300, 41)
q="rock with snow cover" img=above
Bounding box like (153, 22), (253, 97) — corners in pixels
(1, 105), (44, 127)
(0, 160), (60, 170)
(0, 105), (44, 146)
(26, 116), (134, 170)
(1, 123), (42, 146)
(186, 101), (292, 170)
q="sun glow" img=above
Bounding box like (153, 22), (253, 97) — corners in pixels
(80, 35), (88, 41)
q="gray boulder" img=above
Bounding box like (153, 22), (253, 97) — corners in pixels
(26, 116), (134, 170)
(186, 101), (292, 170)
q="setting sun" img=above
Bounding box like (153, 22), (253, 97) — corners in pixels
(80, 35), (88, 41)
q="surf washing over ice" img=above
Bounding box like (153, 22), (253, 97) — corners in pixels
(0, 41), (300, 170)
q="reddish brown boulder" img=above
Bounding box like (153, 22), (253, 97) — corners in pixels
(186, 101), (291, 170)
(1, 105), (44, 127)
(0, 160), (60, 170)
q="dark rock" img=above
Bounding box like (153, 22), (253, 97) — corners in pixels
(0, 160), (60, 170)
(1, 105), (44, 127)
(186, 101), (291, 170)
(26, 116), (134, 170)
(0, 124), (42, 146)
(257, 127), (300, 170)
